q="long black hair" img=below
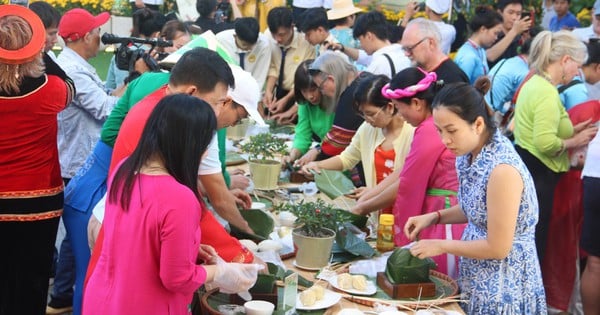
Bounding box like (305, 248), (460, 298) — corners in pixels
(109, 94), (217, 209)
(387, 67), (444, 110)
(352, 74), (391, 113)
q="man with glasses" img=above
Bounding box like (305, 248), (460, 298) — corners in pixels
(401, 18), (469, 84)
(217, 17), (271, 89)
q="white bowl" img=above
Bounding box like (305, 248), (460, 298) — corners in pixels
(251, 202), (266, 211)
(244, 300), (275, 315)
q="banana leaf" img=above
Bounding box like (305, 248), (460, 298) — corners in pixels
(230, 209), (274, 241)
(335, 223), (377, 258)
(335, 209), (367, 229)
(385, 248), (437, 284)
(266, 262), (314, 288)
(314, 169), (355, 200)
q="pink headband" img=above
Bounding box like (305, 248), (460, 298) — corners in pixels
(380, 68), (438, 99)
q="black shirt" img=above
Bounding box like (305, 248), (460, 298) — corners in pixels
(432, 58), (470, 84)
(194, 17), (234, 34)
(487, 32), (521, 69)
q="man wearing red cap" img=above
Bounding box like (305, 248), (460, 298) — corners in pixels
(55, 8), (123, 315)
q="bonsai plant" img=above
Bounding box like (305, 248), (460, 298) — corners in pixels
(239, 132), (288, 190)
(274, 199), (354, 269)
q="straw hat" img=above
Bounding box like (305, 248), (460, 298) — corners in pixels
(327, 0), (363, 20)
(0, 5), (46, 65)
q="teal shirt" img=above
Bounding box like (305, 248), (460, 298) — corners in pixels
(99, 71), (231, 184)
(514, 75), (574, 172)
(293, 101), (335, 154)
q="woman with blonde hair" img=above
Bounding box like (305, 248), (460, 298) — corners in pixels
(0, 5), (74, 314)
(307, 52), (365, 167)
(513, 30), (598, 263)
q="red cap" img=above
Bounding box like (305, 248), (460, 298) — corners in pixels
(0, 5), (46, 65)
(58, 8), (110, 42)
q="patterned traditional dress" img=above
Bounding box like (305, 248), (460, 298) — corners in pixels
(456, 130), (546, 314)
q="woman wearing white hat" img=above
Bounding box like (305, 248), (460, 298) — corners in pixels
(327, 0), (363, 53)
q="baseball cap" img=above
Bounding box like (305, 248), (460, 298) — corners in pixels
(58, 8), (110, 42)
(425, 0), (451, 14)
(229, 66), (266, 126)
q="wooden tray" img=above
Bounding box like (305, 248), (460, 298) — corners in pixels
(340, 270), (459, 310)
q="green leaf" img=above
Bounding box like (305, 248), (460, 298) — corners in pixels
(230, 209), (274, 241)
(266, 262), (314, 288)
(385, 248), (437, 284)
(314, 169), (355, 200)
(335, 209), (367, 230)
(335, 223), (377, 258)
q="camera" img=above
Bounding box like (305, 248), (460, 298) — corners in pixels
(101, 33), (173, 72)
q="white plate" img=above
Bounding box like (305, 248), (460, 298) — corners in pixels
(329, 274), (377, 296)
(296, 289), (342, 310)
(292, 260), (322, 271)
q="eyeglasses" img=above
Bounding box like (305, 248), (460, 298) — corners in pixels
(402, 37), (429, 55)
(231, 102), (247, 126)
(358, 106), (384, 120)
(309, 69), (330, 91)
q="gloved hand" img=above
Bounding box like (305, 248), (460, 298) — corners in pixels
(206, 258), (263, 294)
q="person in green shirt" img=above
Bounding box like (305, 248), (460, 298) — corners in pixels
(513, 30), (598, 263)
(283, 60), (335, 166)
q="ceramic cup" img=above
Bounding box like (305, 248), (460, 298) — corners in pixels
(244, 300), (275, 315)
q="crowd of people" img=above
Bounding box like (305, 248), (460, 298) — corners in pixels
(0, 0), (599, 314)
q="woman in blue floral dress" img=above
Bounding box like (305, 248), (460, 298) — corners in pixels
(403, 79), (546, 314)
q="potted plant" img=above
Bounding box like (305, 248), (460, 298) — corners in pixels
(275, 199), (353, 269)
(239, 132), (288, 190)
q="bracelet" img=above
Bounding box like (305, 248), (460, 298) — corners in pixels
(313, 144), (322, 154)
(434, 210), (441, 225)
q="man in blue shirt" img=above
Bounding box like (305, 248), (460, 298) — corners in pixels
(549, 0), (581, 31)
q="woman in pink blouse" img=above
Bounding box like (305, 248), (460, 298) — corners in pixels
(83, 94), (261, 315)
(353, 68), (465, 277)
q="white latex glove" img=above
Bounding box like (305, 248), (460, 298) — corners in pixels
(206, 258), (263, 294)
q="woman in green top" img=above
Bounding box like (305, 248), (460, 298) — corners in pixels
(513, 30), (598, 263)
(283, 60), (335, 166)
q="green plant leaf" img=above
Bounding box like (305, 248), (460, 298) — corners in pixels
(335, 223), (377, 258)
(230, 209), (274, 241)
(385, 248), (437, 284)
(314, 169), (355, 200)
(335, 209), (367, 230)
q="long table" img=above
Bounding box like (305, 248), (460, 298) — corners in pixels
(225, 158), (465, 314)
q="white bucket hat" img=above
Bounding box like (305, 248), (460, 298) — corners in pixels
(327, 0), (363, 20)
(425, 0), (451, 15)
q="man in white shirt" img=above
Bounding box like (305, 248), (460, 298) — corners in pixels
(353, 11), (410, 78)
(299, 7), (348, 61)
(217, 17), (271, 89)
